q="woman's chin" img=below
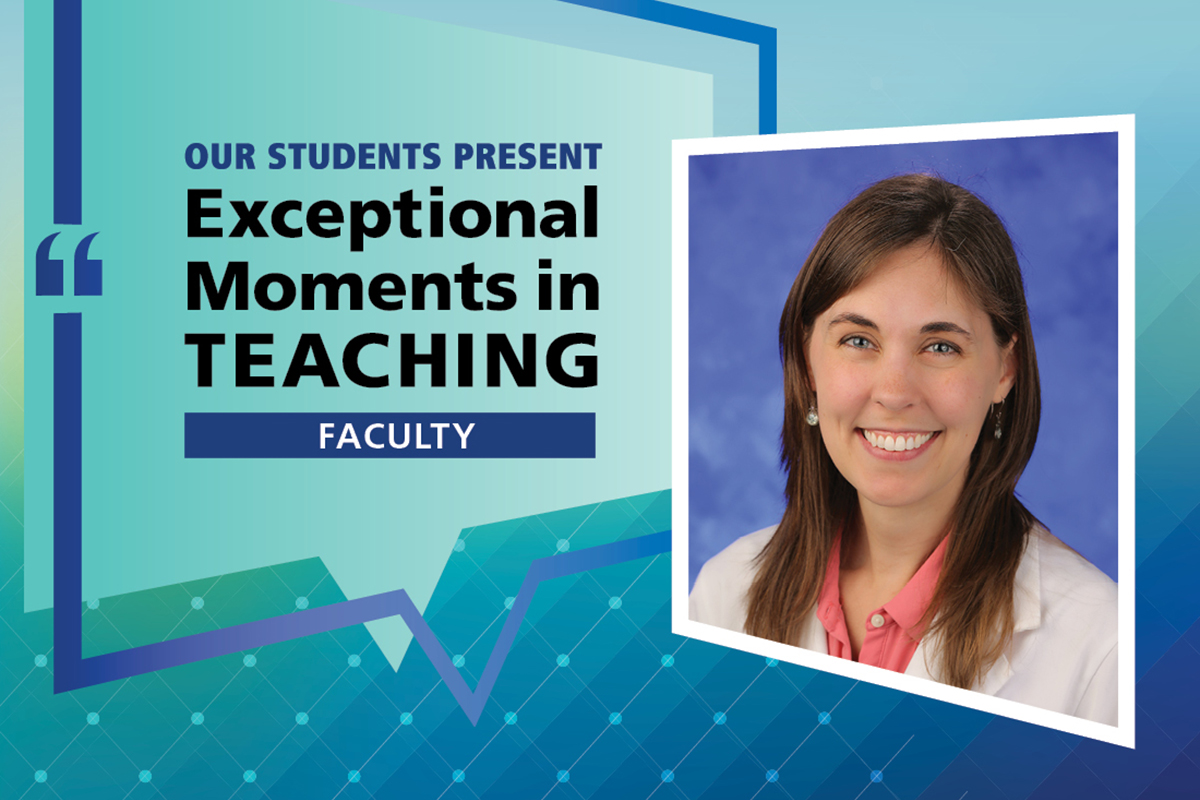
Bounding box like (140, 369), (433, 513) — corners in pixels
(852, 478), (954, 515)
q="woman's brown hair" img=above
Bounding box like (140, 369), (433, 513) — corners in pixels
(745, 173), (1042, 689)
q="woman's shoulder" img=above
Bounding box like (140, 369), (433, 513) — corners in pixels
(687, 526), (778, 632)
(1012, 524), (1117, 661)
(1025, 525), (1117, 612)
(702, 526), (778, 574)
(1001, 525), (1118, 723)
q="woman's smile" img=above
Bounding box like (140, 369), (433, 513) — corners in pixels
(858, 429), (939, 459)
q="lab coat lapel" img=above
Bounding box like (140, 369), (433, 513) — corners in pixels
(905, 532), (1043, 694)
(905, 632), (1016, 691)
(905, 639), (936, 681)
(798, 609), (829, 654)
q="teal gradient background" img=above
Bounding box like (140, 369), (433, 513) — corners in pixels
(4, 1), (1200, 798)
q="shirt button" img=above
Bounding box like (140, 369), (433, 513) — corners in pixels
(870, 614), (886, 629)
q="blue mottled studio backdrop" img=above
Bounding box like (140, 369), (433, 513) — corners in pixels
(688, 133), (1119, 586)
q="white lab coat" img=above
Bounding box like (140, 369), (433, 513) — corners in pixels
(688, 524), (1118, 725)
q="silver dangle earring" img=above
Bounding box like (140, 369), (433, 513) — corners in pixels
(805, 405), (819, 427)
(992, 400), (1003, 440)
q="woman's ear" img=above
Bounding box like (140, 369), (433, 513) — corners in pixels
(994, 335), (1018, 403)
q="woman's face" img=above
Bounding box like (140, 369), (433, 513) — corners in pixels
(806, 242), (1017, 520)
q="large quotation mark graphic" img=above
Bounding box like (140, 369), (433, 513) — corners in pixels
(36, 231), (102, 296)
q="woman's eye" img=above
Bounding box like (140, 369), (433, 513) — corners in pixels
(926, 342), (958, 355)
(845, 336), (873, 349)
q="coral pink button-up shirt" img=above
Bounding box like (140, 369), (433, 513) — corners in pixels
(817, 535), (949, 673)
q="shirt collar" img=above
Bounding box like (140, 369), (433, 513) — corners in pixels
(816, 537), (844, 633)
(884, 535), (949, 640)
(816, 532), (950, 642)
(904, 528), (1044, 689)
(1011, 527), (1043, 633)
(817, 534), (848, 639)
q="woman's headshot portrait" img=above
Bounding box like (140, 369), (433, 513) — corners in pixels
(674, 121), (1130, 739)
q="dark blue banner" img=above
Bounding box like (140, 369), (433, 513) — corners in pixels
(184, 412), (595, 458)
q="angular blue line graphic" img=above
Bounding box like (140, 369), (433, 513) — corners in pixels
(46, 0), (677, 723)
(52, 313), (83, 692)
(559, 0), (778, 134)
(64, 532), (672, 721)
(53, 0), (82, 225)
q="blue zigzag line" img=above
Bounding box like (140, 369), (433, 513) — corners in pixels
(406, 530), (672, 724)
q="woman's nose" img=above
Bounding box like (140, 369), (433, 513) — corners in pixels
(873, 353), (918, 411)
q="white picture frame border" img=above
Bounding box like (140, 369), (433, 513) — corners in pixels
(670, 115), (1136, 748)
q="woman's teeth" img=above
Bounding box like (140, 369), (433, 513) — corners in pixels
(864, 430), (934, 452)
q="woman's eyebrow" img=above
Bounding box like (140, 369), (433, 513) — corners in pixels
(920, 321), (973, 339)
(827, 312), (877, 330)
